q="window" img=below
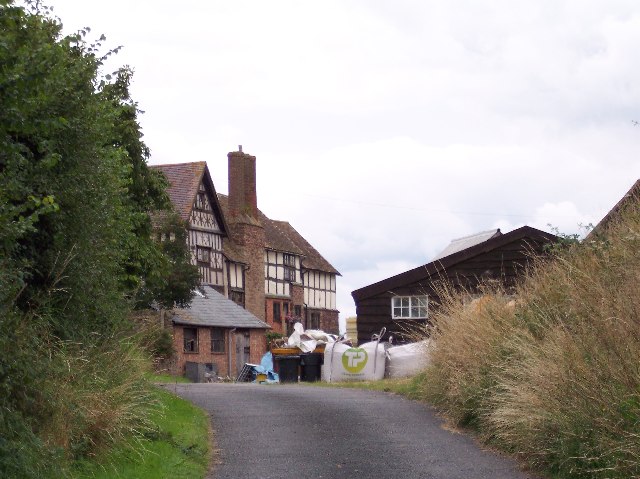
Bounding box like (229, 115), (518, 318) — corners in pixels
(283, 253), (296, 282)
(230, 290), (244, 307)
(309, 312), (320, 330)
(273, 302), (281, 322)
(183, 327), (198, 352)
(284, 266), (296, 282)
(196, 246), (211, 264)
(294, 305), (302, 318)
(195, 191), (211, 211)
(391, 296), (428, 319)
(211, 328), (225, 353)
(283, 302), (289, 316)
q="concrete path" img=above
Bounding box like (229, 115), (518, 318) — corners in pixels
(169, 383), (537, 479)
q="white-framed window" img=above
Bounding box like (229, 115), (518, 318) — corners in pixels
(391, 295), (428, 319)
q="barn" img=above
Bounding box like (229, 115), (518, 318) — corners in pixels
(351, 226), (558, 344)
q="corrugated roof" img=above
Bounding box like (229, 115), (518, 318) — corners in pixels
(218, 194), (340, 275)
(172, 286), (270, 329)
(432, 229), (502, 261)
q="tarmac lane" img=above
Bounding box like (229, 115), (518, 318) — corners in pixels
(169, 383), (537, 479)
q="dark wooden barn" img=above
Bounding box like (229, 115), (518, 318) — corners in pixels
(351, 226), (558, 344)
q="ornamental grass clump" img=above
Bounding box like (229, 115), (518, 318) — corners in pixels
(421, 197), (640, 478)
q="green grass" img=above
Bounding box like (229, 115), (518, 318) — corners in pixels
(69, 387), (209, 479)
(147, 372), (192, 384)
(309, 375), (426, 401)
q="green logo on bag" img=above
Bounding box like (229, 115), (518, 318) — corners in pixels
(342, 347), (368, 373)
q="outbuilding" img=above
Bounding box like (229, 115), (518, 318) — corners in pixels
(351, 226), (558, 344)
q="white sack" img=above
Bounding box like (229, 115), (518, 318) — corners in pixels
(322, 341), (386, 382)
(385, 340), (432, 378)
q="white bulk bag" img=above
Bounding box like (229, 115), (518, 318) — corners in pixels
(385, 340), (432, 378)
(322, 340), (386, 382)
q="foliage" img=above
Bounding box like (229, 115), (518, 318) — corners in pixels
(137, 212), (199, 309)
(69, 388), (210, 479)
(265, 331), (286, 348)
(417, 199), (640, 479)
(0, 2), (197, 476)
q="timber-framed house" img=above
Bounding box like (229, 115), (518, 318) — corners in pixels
(151, 148), (340, 377)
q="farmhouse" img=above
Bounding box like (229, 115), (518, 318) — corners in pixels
(351, 226), (558, 344)
(150, 148), (340, 377)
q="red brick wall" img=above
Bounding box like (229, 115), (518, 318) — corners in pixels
(171, 325), (267, 379)
(264, 297), (283, 334)
(173, 325), (230, 377)
(308, 308), (339, 335)
(227, 151), (266, 321)
(231, 223), (266, 320)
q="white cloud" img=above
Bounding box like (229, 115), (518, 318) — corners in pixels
(46, 0), (640, 323)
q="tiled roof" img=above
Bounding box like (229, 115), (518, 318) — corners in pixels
(150, 162), (205, 222)
(270, 220), (340, 274)
(150, 162), (228, 235)
(432, 229), (502, 261)
(217, 194), (340, 275)
(171, 286), (270, 329)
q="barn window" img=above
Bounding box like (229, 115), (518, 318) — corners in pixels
(211, 328), (225, 353)
(184, 327), (198, 353)
(391, 296), (428, 319)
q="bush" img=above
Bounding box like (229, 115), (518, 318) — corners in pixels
(420, 199), (640, 478)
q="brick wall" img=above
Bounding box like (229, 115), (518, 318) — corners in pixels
(232, 223), (266, 320)
(171, 325), (267, 379)
(173, 325), (230, 377)
(265, 297), (286, 334)
(227, 150), (266, 321)
(310, 308), (339, 335)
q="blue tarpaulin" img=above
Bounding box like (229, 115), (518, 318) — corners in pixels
(253, 352), (279, 383)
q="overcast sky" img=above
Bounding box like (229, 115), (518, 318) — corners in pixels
(47, 0), (640, 325)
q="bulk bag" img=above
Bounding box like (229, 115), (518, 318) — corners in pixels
(385, 340), (432, 378)
(322, 340), (386, 382)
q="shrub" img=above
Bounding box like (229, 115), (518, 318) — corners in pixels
(421, 199), (640, 478)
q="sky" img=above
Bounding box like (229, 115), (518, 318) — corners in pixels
(45, 0), (640, 327)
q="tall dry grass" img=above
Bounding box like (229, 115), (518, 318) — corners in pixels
(420, 200), (640, 478)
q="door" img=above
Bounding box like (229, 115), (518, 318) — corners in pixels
(235, 331), (251, 376)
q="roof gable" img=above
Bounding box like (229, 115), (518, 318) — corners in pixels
(351, 226), (557, 301)
(150, 162), (228, 235)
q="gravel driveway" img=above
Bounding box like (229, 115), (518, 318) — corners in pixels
(169, 383), (537, 479)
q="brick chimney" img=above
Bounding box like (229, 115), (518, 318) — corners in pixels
(227, 147), (265, 320)
(228, 147), (258, 221)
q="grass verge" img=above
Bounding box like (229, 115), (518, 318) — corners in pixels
(69, 387), (210, 479)
(146, 372), (192, 384)
(308, 376), (426, 400)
